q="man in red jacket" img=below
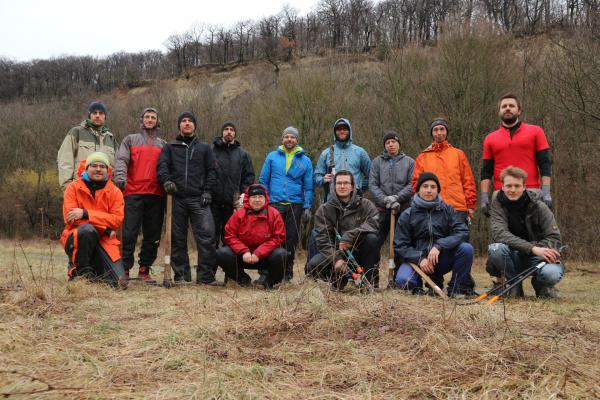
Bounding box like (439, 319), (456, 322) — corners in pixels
(216, 184), (287, 289)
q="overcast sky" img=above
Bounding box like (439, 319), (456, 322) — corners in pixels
(0, 0), (318, 62)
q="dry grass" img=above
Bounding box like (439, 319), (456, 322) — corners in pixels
(1, 240), (599, 399)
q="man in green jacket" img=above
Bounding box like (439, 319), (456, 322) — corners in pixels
(57, 101), (118, 189)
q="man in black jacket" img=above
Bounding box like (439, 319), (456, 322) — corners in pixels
(157, 112), (220, 285)
(211, 121), (255, 246)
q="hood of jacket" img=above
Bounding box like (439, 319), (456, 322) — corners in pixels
(243, 184), (270, 211)
(213, 136), (241, 149)
(81, 120), (110, 134)
(328, 186), (361, 210)
(276, 145), (305, 156)
(381, 150), (407, 160)
(333, 118), (353, 149)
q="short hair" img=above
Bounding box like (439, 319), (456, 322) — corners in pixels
(334, 170), (355, 186)
(497, 93), (522, 111)
(500, 166), (528, 183)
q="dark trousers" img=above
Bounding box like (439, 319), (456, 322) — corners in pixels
(122, 194), (165, 270)
(64, 224), (125, 288)
(172, 196), (216, 283)
(211, 202), (234, 247)
(216, 246), (287, 286)
(271, 203), (303, 279)
(306, 232), (380, 288)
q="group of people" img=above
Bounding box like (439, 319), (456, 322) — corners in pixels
(56, 93), (565, 298)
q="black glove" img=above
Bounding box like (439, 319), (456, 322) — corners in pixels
(200, 192), (212, 207)
(541, 185), (552, 210)
(115, 180), (126, 191)
(302, 208), (312, 224)
(164, 181), (177, 194)
(480, 193), (490, 217)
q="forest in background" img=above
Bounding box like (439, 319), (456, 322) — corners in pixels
(0, 0), (598, 260)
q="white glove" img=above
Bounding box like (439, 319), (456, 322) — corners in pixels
(234, 193), (244, 210)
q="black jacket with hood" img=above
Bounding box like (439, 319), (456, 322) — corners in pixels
(212, 137), (255, 205)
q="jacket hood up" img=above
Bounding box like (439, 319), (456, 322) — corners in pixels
(333, 118), (353, 148)
(243, 183), (270, 211)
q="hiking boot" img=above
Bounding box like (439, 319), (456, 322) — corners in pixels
(138, 266), (156, 284)
(117, 274), (129, 289)
(197, 280), (225, 287)
(124, 269), (130, 280)
(535, 285), (560, 299)
(252, 274), (272, 290)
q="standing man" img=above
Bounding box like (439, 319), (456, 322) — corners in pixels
(211, 121), (255, 246)
(487, 166), (563, 298)
(113, 108), (166, 282)
(480, 94), (552, 216)
(412, 118), (477, 224)
(157, 112), (220, 285)
(306, 170), (379, 289)
(58, 101), (118, 189)
(259, 126), (314, 281)
(60, 152), (126, 288)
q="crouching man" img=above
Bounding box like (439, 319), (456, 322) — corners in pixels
(394, 172), (474, 297)
(487, 166), (564, 298)
(60, 152), (126, 288)
(216, 184), (287, 289)
(306, 170), (379, 289)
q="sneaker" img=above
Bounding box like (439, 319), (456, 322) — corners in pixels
(138, 266), (156, 284)
(535, 285), (560, 299)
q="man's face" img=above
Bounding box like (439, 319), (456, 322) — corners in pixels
(385, 139), (399, 155)
(282, 134), (298, 150)
(498, 98), (521, 125)
(431, 125), (447, 143)
(143, 112), (158, 130)
(222, 126), (236, 143)
(179, 117), (195, 136)
(335, 125), (350, 141)
(335, 175), (353, 200)
(502, 175), (526, 201)
(248, 194), (266, 211)
(87, 163), (108, 182)
(89, 110), (106, 127)
(418, 180), (439, 201)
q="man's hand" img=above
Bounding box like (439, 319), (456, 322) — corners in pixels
(234, 193), (244, 210)
(419, 258), (434, 274)
(339, 241), (352, 251)
(427, 246), (440, 267)
(164, 181), (177, 194)
(334, 259), (348, 274)
(66, 208), (84, 223)
(242, 252), (253, 264)
(467, 209), (475, 220)
(384, 195), (397, 208)
(541, 185), (552, 209)
(323, 173), (333, 183)
(250, 254), (260, 264)
(302, 209), (312, 224)
(532, 246), (560, 263)
(480, 193), (490, 217)
(390, 201), (401, 212)
(200, 192), (212, 207)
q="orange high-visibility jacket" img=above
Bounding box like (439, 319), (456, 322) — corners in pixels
(60, 160), (124, 262)
(412, 141), (476, 212)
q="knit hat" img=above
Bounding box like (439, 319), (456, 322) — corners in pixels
(85, 151), (110, 169)
(429, 118), (449, 137)
(247, 184), (267, 197)
(383, 130), (401, 146)
(282, 126), (299, 140)
(88, 101), (107, 115)
(177, 111), (197, 128)
(416, 172), (441, 192)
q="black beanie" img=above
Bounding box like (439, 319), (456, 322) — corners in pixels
(383, 130), (401, 146)
(221, 121), (237, 133)
(416, 172), (441, 192)
(247, 184), (267, 197)
(88, 101), (107, 115)
(177, 111), (197, 128)
(429, 118), (449, 137)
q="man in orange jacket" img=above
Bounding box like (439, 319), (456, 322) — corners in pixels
(60, 152), (127, 288)
(412, 118), (477, 224)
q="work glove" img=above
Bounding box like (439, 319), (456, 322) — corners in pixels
(234, 193), (244, 210)
(200, 192), (212, 207)
(541, 185), (552, 210)
(163, 181), (177, 194)
(480, 193), (490, 217)
(302, 209), (312, 224)
(390, 201), (401, 213)
(384, 195), (397, 208)
(115, 180), (126, 191)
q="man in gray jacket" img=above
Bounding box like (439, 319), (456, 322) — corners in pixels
(487, 166), (564, 298)
(306, 170), (379, 289)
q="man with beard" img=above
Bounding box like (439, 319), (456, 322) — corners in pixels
(114, 108), (166, 282)
(157, 112), (220, 285)
(480, 94), (553, 216)
(211, 121), (255, 246)
(58, 101), (118, 189)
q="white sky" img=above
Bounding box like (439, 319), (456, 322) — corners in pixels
(0, 0), (318, 62)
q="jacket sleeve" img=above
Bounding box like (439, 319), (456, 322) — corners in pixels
(339, 200), (379, 245)
(412, 154), (424, 192)
(396, 158), (415, 204)
(302, 157), (314, 209)
(393, 208), (422, 264)
(360, 149), (371, 192)
(459, 151), (477, 210)
(224, 210), (251, 255)
(240, 152), (255, 193)
(113, 136), (131, 185)
(258, 153), (271, 188)
(87, 188), (124, 232)
(314, 149), (328, 188)
(434, 206), (469, 250)
(253, 209), (286, 259)
(57, 131), (77, 189)
(204, 146), (217, 194)
(368, 157), (387, 205)
(314, 205), (337, 260)
(157, 145), (171, 185)
(62, 183), (80, 226)
(534, 202), (562, 249)
(490, 197), (535, 254)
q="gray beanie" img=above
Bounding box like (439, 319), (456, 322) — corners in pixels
(282, 126), (299, 140)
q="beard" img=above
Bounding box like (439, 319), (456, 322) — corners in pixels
(501, 113), (518, 125)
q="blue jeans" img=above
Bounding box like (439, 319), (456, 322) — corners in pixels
(395, 242), (474, 294)
(486, 243), (563, 290)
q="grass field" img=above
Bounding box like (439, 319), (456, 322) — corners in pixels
(1, 240), (599, 399)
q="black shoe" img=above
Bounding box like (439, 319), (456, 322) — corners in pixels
(197, 280), (225, 287)
(252, 274), (272, 289)
(535, 285), (560, 299)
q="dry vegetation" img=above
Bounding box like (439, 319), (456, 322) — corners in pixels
(1, 241), (599, 399)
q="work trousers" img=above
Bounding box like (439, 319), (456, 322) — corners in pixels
(271, 203), (303, 279)
(122, 194), (165, 271)
(216, 246), (287, 286)
(211, 202), (235, 247)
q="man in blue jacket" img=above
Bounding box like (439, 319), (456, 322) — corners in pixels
(259, 126), (314, 281)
